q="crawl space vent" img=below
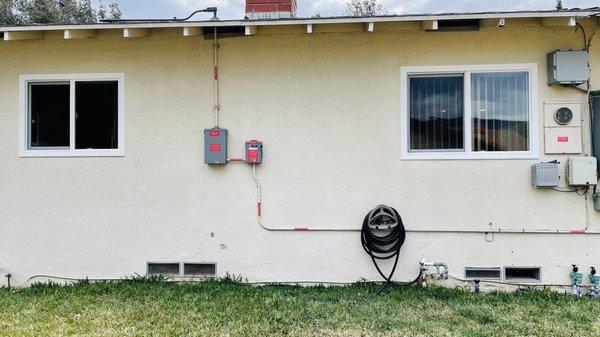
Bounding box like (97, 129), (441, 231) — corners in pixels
(147, 263), (180, 276)
(437, 19), (480, 31)
(203, 26), (245, 39)
(465, 267), (502, 280)
(184, 263), (216, 276)
(504, 267), (541, 282)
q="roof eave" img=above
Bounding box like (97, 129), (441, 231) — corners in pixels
(1, 10), (598, 32)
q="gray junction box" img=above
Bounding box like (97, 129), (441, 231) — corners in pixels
(532, 163), (560, 188)
(547, 50), (590, 85)
(204, 128), (228, 165)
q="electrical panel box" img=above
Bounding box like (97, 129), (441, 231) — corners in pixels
(544, 127), (583, 154)
(547, 50), (590, 85)
(543, 103), (582, 154)
(532, 163), (560, 187)
(204, 128), (228, 165)
(567, 157), (597, 186)
(593, 192), (600, 212)
(245, 140), (263, 164)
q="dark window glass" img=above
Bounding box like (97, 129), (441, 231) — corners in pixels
(471, 72), (529, 152)
(29, 83), (70, 148)
(75, 81), (118, 149)
(409, 76), (464, 151)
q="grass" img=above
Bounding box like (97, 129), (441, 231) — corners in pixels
(1, 278), (599, 337)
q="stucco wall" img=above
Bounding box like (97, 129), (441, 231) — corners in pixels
(1, 21), (599, 287)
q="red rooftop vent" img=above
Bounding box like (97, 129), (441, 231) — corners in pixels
(245, 0), (297, 20)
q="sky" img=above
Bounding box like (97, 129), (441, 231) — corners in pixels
(100, 0), (600, 20)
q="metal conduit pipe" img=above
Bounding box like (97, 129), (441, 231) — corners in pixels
(252, 165), (600, 235)
(213, 27), (220, 128)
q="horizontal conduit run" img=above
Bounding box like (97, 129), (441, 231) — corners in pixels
(250, 164), (600, 235)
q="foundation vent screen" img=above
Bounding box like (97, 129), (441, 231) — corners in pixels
(504, 267), (542, 282)
(184, 263), (216, 276)
(465, 267), (502, 280)
(147, 263), (180, 276)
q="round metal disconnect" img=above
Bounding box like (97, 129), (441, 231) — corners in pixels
(554, 107), (573, 125)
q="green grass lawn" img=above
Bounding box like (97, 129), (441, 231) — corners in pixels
(1, 279), (599, 337)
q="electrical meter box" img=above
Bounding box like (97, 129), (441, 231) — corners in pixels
(204, 128), (228, 165)
(245, 140), (263, 164)
(547, 50), (590, 85)
(543, 103), (582, 154)
(567, 157), (597, 186)
(532, 163), (560, 187)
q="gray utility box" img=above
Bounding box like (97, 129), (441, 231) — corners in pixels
(204, 128), (228, 165)
(532, 162), (560, 187)
(547, 50), (590, 85)
(245, 140), (263, 164)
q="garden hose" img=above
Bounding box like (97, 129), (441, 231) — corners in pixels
(361, 205), (422, 294)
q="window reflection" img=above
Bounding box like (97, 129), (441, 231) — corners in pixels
(471, 72), (529, 152)
(409, 76), (464, 151)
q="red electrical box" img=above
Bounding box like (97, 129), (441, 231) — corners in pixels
(245, 140), (263, 164)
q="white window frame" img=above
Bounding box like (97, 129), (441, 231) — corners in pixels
(400, 64), (539, 160)
(19, 73), (125, 157)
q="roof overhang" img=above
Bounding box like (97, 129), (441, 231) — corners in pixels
(1, 9), (598, 40)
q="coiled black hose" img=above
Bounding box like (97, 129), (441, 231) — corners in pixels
(361, 205), (422, 294)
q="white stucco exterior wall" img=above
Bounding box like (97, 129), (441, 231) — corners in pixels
(0, 20), (599, 288)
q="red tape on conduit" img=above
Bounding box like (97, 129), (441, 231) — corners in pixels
(257, 202), (261, 217)
(571, 229), (587, 234)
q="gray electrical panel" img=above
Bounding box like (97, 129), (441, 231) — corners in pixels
(245, 140), (263, 164)
(204, 128), (228, 165)
(547, 50), (589, 85)
(532, 163), (560, 187)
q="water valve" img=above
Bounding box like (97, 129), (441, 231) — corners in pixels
(571, 264), (584, 297)
(589, 267), (600, 298)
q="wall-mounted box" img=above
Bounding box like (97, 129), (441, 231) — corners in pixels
(543, 103), (582, 154)
(594, 192), (600, 212)
(204, 128), (228, 165)
(547, 50), (590, 85)
(567, 157), (597, 186)
(532, 163), (560, 187)
(544, 127), (582, 154)
(245, 140), (263, 164)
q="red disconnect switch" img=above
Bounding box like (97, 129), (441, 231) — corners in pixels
(245, 140), (263, 164)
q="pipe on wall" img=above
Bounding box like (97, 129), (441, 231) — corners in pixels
(251, 164), (600, 235)
(213, 27), (220, 128)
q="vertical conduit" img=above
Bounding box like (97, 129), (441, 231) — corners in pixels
(213, 27), (220, 128)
